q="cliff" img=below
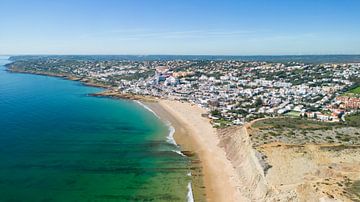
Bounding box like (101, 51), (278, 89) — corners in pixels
(218, 126), (272, 201)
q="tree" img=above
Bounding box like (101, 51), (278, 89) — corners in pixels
(211, 109), (221, 117)
(255, 98), (263, 107)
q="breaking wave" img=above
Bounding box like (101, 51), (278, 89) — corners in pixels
(134, 100), (160, 119)
(134, 101), (187, 157)
(187, 182), (194, 202)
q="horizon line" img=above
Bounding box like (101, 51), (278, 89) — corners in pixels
(3, 53), (360, 57)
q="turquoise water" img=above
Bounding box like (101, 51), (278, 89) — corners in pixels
(0, 56), (191, 201)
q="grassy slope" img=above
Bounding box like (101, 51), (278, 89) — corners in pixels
(250, 116), (360, 146)
(348, 86), (360, 94)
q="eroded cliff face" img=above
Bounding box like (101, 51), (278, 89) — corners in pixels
(259, 143), (360, 202)
(218, 126), (360, 202)
(218, 127), (308, 201)
(218, 126), (271, 201)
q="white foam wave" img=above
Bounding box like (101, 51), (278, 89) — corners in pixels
(172, 150), (186, 157)
(134, 100), (160, 119)
(165, 122), (177, 146)
(136, 100), (193, 201)
(187, 182), (194, 202)
(134, 101), (185, 156)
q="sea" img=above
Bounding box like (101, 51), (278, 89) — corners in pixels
(2, 54), (356, 201)
(0, 56), (194, 202)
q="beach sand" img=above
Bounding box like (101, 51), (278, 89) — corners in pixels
(147, 100), (248, 202)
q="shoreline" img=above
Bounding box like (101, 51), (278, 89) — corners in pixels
(6, 68), (109, 88)
(143, 101), (206, 201)
(134, 101), (196, 202)
(6, 62), (360, 201)
(6, 66), (255, 201)
(7, 68), (160, 103)
(147, 100), (249, 202)
(91, 90), (158, 102)
(6, 67), (210, 201)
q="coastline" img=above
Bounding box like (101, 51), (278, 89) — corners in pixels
(146, 100), (249, 202)
(6, 67), (210, 200)
(5, 59), (360, 201)
(6, 68), (109, 88)
(5, 66), (266, 201)
(7, 68), (160, 102)
(1, 62), (200, 201)
(91, 90), (158, 102)
(134, 100), (198, 202)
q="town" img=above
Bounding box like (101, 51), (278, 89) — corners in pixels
(7, 56), (360, 127)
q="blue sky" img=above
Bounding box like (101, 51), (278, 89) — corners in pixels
(0, 0), (359, 55)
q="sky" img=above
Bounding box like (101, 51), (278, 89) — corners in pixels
(0, 0), (359, 55)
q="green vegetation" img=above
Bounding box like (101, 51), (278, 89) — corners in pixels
(254, 97), (263, 107)
(252, 117), (340, 130)
(115, 70), (155, 81)
(348, 86), (360, 95)
(285, 111), (300, 117)
(345, 112), (360, 127)
(250, 117), (360, 146)
(343, 75), (360, 96)
(210, 109), (221, 117)
(213, 118), (232, 128)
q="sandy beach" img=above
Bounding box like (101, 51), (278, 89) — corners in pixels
(7, 58), (360, 201)
(147, 99), (249, 202)
(146, 99), (360, 202)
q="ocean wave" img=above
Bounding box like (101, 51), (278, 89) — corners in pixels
(134, 100), (160, 119)
(187, 182), (194, 202)
(165, 122), (189, 158)
(135, 100), (192, 201)
(172, 149), (186, 157)
(134, 101), (185, 156)
(165, 121), (177, 146)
